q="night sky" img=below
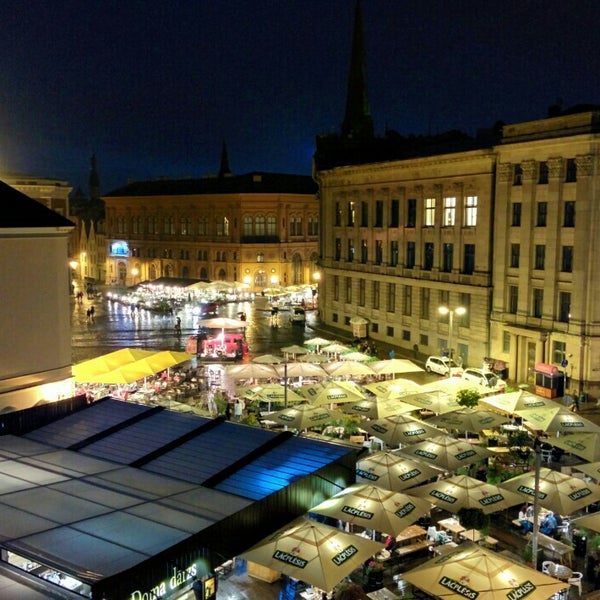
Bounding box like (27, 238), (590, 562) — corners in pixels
(2, 0), (599, 194)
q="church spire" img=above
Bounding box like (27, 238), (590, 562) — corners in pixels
(88, 153), (100, 200)
(218, 141), (232, 177)
(341, 0), (373, 140)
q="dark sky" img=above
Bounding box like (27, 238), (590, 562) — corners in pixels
(2, 0), (599, 194)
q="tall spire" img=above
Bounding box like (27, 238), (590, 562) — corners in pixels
(88, 153), (100, 200)
(218, 141), (232, 177)
(341, 0), (373, 140)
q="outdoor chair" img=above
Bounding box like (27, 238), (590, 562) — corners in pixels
(567, 572), (583, 597)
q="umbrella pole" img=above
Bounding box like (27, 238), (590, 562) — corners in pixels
(532, 436), (542, 569)
(284, 362), (288, 409)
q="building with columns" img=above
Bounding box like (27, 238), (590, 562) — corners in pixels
(314, 1), (600, 395)
(102, 170), (319, 291)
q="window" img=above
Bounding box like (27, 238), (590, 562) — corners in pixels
(256, 252), (264, 263)
(402, 330), (411, 341)
(403, 285), (412, 316)
(347, 201), (355, 226)
(406, 241), (416, 269)
(387, 283), (396, 313)
(267, 215), (277, 235)
(216, 217), (229, 236)
(561, 246), (573, 272)
(289, 216), (302, 236)
(335, 202), (341, 227)
(386, 326), (394, 337)
(513, 164), (522, 185)
(361, 201), (369, 227)
(443, 197), (456, 226)
(552, 341), (567, 365)
(405, 199), (415, 227)
(502, 331), (511, 353)
(335, 238), (341, 261)
(421, 287), (430, 319)
(558, 292), (571, 323)
(375, 240), (383, 265)
(360, 239), (368, 263)
(307, 216), (318, 236)
(534, 245), (545, 270)
(508, 286), (518, 314)
(511, 203), (522, 226)
(333, 275), (339, 301)
(539, 161), (548, 184)
(533, 288), (543, 318)
(565, 158), (577, 182)
(358, 279), (365, 306)
(390, 241), (399, 267)
(373, 280), (380, 309)
(347, 239), (354, 262)
(390, 199), (400, 227)
(563, 201), (575, 227)
(255, 215), (266, 235)
(463, 244), (475, 275)
(420, 334), (428, 346)
(442, 243), (453, 272)
(375, 200), (384, 227)
(458, 293), (471, 327)
(424, 242), (434, 270)
(243, 216), (253, 236)
(510, 244), (520, 268)
(424, 198), (436, 227)
(439, 290), (449, 320)
(536, 202), (547, 227)
(464, 196), (478, 226)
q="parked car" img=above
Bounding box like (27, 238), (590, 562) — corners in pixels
(425, 356), (463, 377)
(462, 368), (506, 390)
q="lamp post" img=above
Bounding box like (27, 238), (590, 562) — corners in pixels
(438, 306), (466, 360)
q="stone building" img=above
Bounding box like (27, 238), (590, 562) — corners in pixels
(102, 166), (319, 292)
(313, 1), (600, 395)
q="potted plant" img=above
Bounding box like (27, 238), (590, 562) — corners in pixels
(365, 559), (385, 590)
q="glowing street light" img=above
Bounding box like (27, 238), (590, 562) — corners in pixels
(438, 305), (466, 360)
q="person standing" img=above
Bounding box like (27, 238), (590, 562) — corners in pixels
(191, 575), (202, 600)
(224, 401), (232, 421)
(234, 397), (244, 422)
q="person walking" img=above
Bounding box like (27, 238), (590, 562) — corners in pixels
(224, 401), (232, 421)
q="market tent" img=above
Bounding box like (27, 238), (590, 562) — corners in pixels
(499, 467), (600, 515)
(239, 517), (384, 593)
(409, 474), (524, 514)
(402, 542), (567, 600)
(72, 348), (155, 381)
(309, 483), (432, 537)
(355, 452), (442, 492)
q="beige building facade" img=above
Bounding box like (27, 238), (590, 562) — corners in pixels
(315, 109), (600, 395)
(491, 111), (600, 394)
(102, 172), (320, 291)
(315, 148), (496, 371)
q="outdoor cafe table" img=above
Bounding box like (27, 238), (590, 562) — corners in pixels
(546, 563), (573, 581)
(459, 529), (499, 548)
(437, 517), (465, 540)
(395, 524), (427, 543)
(367, 588), (402, 599)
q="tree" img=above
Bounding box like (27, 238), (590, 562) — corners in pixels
(456, 388), (481, 409)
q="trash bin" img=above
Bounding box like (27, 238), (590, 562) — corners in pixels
(573, 529), (587, 557)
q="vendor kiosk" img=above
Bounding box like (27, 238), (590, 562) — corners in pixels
(534, 362), (565, 399)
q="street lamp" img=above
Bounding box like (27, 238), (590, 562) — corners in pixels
(438, 305), (466, 360)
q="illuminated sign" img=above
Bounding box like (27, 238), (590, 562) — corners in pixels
(111, 240), (130, 256)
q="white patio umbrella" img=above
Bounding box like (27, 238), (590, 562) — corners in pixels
(280, 344), (309, 359)
(397, 435), (493, 472)
(252, 354), (284, 364)
(402, 543), (567, 600)
(370, 358), (424, 376)
(362, 414), (445, 447)
(304, 337), (332, 350)
(259, 403), (343, 430)
(429, 408), (510, 434)
(225, 362), (279, 380)
(363, 378), (423, 399)
(356, 452), (442, 491)
(309, 483), (432, 537)
(479, 390), (561, 415)
(500, 467), (600, 515)
(547, 433), (600, 463)
(409, 474), (525, 514)
(325, 360), (376, 377)
(299, 381), (366, 406)
(275, 361), (327, 379)
(239, 517), (384, 593)
(339, 351), (373, 362)
(515, 405), (600, 434)
(400, 389), (462, 415)
(341, 397), (417, 420)
(321, 343), (352, 356)
(298, 353), (331, 364)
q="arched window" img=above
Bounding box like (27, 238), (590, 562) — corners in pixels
(243, 216), (253, 235)
(255, 215), (266, 235)
(292, 254), (304, 284)
(267, 215), (277, 235)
